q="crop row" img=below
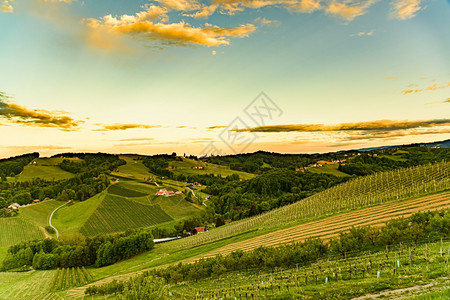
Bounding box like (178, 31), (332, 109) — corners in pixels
(202, 191), (450, 257)
(50, 267), (92, 291)
(0, 218), (44, 247)
(172, 161), (450, 250)
(80, 194), (173, 236)
(174, 240), (450, 299)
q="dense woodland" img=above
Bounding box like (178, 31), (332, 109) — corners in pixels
(0, 153), (38, 179)
(1, 228), (154, 271)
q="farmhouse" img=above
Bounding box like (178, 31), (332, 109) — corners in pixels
(156, 189), (168, 196)
(156, 189), (177, 197)
(175, 191), (182, 194)
(33, 199), (40, 203)
(193, 182), (202, 187)
(8, 203), (20, 210)
(194, 227), (208, 234)
(192, 165), (204, 169)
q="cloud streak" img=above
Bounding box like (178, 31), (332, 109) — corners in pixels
(96, 123), (162, 131)
(0, 92), (83, 130)
(391, 0), (422, 20)
(233, 119), (450, 133)
(403, 82), (450, 94)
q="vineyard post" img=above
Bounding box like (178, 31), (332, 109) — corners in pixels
(394, 253), (397, 276)
(446, 245), (450, 271)
(441, 238), (444, 257)
(425, 244), (429, 271)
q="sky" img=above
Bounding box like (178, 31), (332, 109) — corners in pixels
(0, 0), (449, 158)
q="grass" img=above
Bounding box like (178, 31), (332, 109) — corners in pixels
(0, 217), (44, 248)
(108, 183), (148, 198)
(111, 155), (157, 181)
(17, 165), (74, 182)
(0, 270), (57, 299)
(18, 200), (62, 229)
(306, 164), (350, 177)
(79, 194), (173, 236)
(52, 192), (106, 235)
(170, 241), (450, 299)
(170, 158), (255, 180)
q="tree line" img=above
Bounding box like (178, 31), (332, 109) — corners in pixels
(1, 228), (154, 271)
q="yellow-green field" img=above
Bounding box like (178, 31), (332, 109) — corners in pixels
(170, 158), (255, 180)
(306, 164), (350, 177)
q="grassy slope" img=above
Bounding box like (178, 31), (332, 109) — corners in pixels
(0, 270), (56, 300)
(18, 200), (62, 229)
(15, 158), (76, 182)
(0, 218), (44, 248)
(52, 192), (106, 236)
(306, 164), (350, 177)
(111, 155), (156, 181)
(171, 158), (255, 180)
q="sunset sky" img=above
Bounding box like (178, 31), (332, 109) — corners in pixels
(0, 0), (449, 158)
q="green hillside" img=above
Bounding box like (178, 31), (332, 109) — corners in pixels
(14, 158), (76, 182)
(80, 194), (173, 236)
(111, 155), (156, 180)
(52, 192), (106, 235)
(170, 158), (255, 179)
(306, 164), (350, 177)
(0, 218), (44, 248)
(18, 200), (62, 229)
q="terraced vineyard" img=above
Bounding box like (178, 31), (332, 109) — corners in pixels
(108, 184), (148, 198)
(50, 267), (93, 291)
(201, 191), (450, 258)
(80, 194), (173, 236)
(0, 218), (44, 247)
(172, 161), (450, 250)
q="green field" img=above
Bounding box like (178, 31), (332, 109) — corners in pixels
(16, 163), (74, 182)
(170, 158), (255, 180)
(18, 200), (62, 229)
(108, 183), (148, 198)
(111, 155), (156, 181)
(79, 194), (174, 236)
(0, 270), (57, 299)
(0, 218), (44, 248)
(52, 192), (106, 235)
(306, 164), (350, 177)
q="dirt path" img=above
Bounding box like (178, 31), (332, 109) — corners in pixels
(39, 227), (51, 239)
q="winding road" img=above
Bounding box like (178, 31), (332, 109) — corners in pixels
(48, 201), (70, 239)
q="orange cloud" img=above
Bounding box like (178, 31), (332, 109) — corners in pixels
(402, 82), (450, 94)
(86, 7), (256, 47)
(0, 92), (82, 130)
(156, 0), (200, 11)
(326, 1), (376, 21)
(184, 4), (218, 19)
(391, 0), (422, 20)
